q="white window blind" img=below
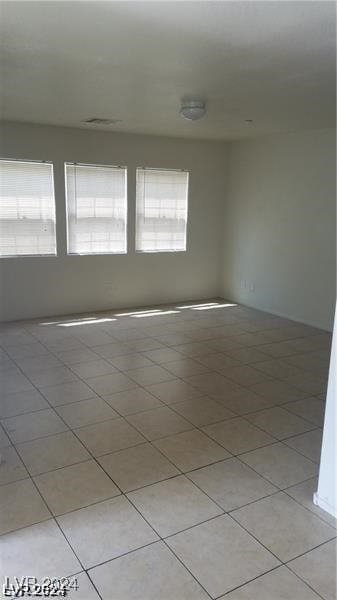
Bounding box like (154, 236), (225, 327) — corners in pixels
(136, 168), (189, 252)
(0, 159), (56, 257)
(65, 163), (127, 255)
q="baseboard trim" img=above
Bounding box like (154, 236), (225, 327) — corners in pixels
(220, 294), (333, 332)
(313, 492), (337, 518)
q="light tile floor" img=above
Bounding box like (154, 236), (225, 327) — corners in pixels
(0, 299), (336, 599)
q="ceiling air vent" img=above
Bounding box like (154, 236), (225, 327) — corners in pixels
(82, 118), (120, 125)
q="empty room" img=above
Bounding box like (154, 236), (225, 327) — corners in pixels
(0, 1), (336, 599)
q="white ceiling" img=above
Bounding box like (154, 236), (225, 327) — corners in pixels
(1, 1), (336, 141)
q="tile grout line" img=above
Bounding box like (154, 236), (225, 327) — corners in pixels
(0, 344), (324, 506)
(0, 366), (324, 509)
(0, 304), (333, 598)
(217, 561), (328, 600)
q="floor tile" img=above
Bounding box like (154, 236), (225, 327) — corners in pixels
(0, 371), (34, 395)
(285, 373), (327, 395)
(0, 424), (11, 448)
(258, 341), (299, 358)
(221, 364), (272, 386)
(110, 328), (152, 342)
(86, 372), (137, 396)
(77, 332), (116, 348)
(56, 347), (100, 365)
(197, 324), (244, 341)
(34, 460), (120, 515)
(18, 354), (64, 373)
(283, 397), (326, 426)
(251, 380), (308, 404)
(92, 340), (135, 356)
(41, 380), (96, 406)
(282, 337), (326, 354)
(44, 336), (85, 353)
(284, 429), (322, 463)
(165, 358), (211, 377)
(70, 359), (118, 379)
(152, 332), (194, 346)
(28, 366), (79, 388)
(202, 417), (275, 455)
(207, 338), (244, 353)
(188, 458), (277, 511)
(0, 361), (17, 375)
(166, 514), (279, 597)
(89, 541), (209, 600)
(145, 379), (203, 404)
(126, 406), (193, 441)
(0, 478), (50, 534)
(184, 372), (239, 399)
(142, 347), (184, 364)
(68, 572), (101, 599)
(285, 352), (329, 377)
(225, 347), (271, 364)
(75, 417), (145, 456)
(286, 478), (337, 529)
(215, 386), (274, 414)
(172, 342), (215, 357)
(233, 332), (271, 347)
(0, 302), (330, 600)
(0, 331), (35, 347)
(240, 442), (318, 487)
(154, 429), (230, 472)
(2, 408), (68, 443)
(246, 406), (313, 440)
(222, 566), (322, 600)
(108, 353), (155, 371)
(6, 341), (49, 360)
(55, 397), (119, 428)
(231, 492), (335, 561)
(171, 396), (235, 426)
(16, 431), (90, 475)
(125, 338), (166, 352)
(0, 445), (28, 485)
(0, 389), (49, 419)
(57, 496), (158, 569)
(127, 365), (177, 386)
(288, 540), (337, 600)
(254, 358), (305, 379)
(128, 475), (222, 537)
(1, 519), (81, 579)
(98, 443), (179, 492)
(104, 387), (163, 415)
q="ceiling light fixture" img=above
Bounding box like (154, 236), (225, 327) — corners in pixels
(180, 99), (206, 121)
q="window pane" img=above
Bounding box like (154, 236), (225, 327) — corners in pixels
(65, 163), (127, 255)
(0, 160), (56, 257)
(136, 168), (188, 252)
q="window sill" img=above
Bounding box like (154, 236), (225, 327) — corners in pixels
(66, 252), (127, 256)
(135, 249), (187, 254)
(0, 254), (57, 259)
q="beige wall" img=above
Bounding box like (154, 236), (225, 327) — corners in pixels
(0, 122), (228, 321)
(1, 123), (335, 330)
(221, 128), (336, 331)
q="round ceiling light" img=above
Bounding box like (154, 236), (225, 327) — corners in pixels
(180, 99), (206, 121)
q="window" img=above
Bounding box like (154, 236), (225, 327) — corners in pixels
(136, 168), (189, 252)
(65, 163), (127, 255)
(0, 159), (56, 257)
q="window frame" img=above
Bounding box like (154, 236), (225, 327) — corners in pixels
(64, 161), (128, 256)
(0, 157), (57, 259)
(135, 166), (189, 254)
